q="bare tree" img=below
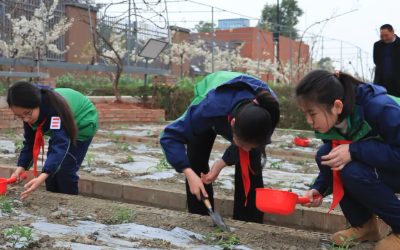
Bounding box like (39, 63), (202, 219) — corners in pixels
(77, 0), (166, 103)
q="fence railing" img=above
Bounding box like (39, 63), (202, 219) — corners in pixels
(0, 0), (66, 61)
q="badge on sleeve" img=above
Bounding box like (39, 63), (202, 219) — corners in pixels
(51, 117), (61, 129)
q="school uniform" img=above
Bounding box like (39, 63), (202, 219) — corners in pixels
(160, 71), (279, 223)
(312, 83), (400, 232)
(18, 85), (98, 195)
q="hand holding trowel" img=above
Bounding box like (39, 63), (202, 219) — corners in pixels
(201, 192), (231, 232)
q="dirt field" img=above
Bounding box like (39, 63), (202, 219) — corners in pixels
(0, 124), (384, 249)
(0, 187), (376, 250)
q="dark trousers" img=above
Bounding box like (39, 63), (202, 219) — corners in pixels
(317, 142), (400, 233)
(45, 138), (93, 195)
(186, 128), (264, 223)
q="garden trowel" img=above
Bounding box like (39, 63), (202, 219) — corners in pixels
(201, 192), (231, 232)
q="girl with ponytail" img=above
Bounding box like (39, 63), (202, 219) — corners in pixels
(7, 82), (98, 201)
(296, 70), (400, 250)
(160, 71), (280, 223)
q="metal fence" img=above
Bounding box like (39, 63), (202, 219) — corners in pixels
(0, 0), (66, 61)
(97, 11), (169, 68)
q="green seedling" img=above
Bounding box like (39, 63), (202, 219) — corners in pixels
(0, 193), (12, 213)
(310, 177), (317, 186)
(279, 143), (288, 148)
(120, 123), (129, 128)
(146, 130), (151, 137)
(330, 235), (360, 249)
(111, 204), (134, 224)
(298, 155), (310, 165)
(5, 226), (35, 248)
(118, 142), (130, 150)
(113, 136), (120, 142)
(158, 117), (165, 124)
(145, 142), (150, 147)
(296, 132), (309, 139)
(85, 153), (98, 168)
(205, 228), (240, 249)
(125, 155), (134, 163)
(14, 139), (24, 150)
(287, 178), (296, 193)
(146, 157), (172, 173)
(5, 130), (15, 138)
(270, 161), (283, 169)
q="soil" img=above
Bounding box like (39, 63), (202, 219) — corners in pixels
(0, 187), (376, 250)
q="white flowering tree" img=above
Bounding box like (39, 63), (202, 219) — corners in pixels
(0, 0), (74, 89)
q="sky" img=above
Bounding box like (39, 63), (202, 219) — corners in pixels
(97, 0), (400, 79)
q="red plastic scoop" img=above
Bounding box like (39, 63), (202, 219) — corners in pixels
(0, 173), (27, 196)
(255, 188), (322, 215)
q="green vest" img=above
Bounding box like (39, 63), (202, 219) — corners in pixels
(54, 88), (99, 141)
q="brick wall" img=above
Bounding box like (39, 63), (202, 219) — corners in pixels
(97, 109), (165, 126)
(0, 109), (165, 130)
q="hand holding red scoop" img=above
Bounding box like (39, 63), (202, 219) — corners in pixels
(0, 173), (27, 195)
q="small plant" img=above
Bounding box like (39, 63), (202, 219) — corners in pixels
(330, 235), (360, 249)
(205, 228), (240, 249)
(287, 178), (296, 193)
(0, 194), (12, 213)
(14, 140), (24, 150)
(118, 142), (130, 150)
(145, 142), (150, 147)
(113, 136), (120, 142)
(279, 143), (288, 148)
(296, 132), (309, 139)
(85, 153), (98, 168)
(310, 177), (317, 186)
(146, 130), (151, 137)
(146, 157), (172, 173)
(5, 226), (35, 248)
(111, 204), (134, 224)
(270, 161), (283, 169)
(158, 117), (165, 124)
(5, 130), (15, 137)
(125, 155), (135, 163)
(298, 155), (310, 165)
(120, 123), (129, 128)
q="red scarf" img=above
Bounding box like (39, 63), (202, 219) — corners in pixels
(28, 118), (46, 177)
(239, 148), (255, 206)
(228, 115), (255, 206)
(327, 139), (353, 214)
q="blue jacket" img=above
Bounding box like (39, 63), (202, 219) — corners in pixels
(312, 83), (400, 194)
(160, 75), (278, 172)
(18, 85), (74, 176)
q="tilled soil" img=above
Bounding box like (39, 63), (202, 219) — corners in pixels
(0, 186), (377, 250)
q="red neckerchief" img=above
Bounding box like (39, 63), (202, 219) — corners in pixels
(228, 115), (255, 206)
(28, 118), (46, 177)
(327, 139), (354, 214)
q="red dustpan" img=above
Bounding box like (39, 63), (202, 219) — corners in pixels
(255, 188), (322, 215)
(0, 173), (27, 196)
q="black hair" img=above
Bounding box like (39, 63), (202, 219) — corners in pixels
(295, 70), (364, 123)
(7, 82), (78, 145)
(380, 24), (393, 32)
(232, 90), (280, 171)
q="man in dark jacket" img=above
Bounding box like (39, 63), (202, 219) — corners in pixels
(373, 24), (400, 97)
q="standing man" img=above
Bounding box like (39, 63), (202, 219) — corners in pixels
(373, 24), (400, 97)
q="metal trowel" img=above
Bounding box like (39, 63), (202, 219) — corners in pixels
(201, 192), (231, 232)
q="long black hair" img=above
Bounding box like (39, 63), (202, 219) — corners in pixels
(296, 70), (364, 123)
(232, 90), (280, 171)
(7, 82), (78, 145)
